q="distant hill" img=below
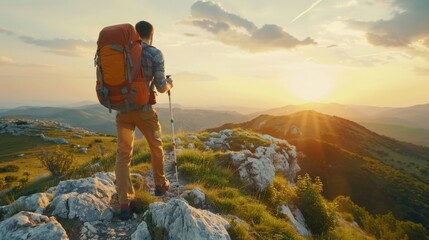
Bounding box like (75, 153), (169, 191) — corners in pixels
(208, 111), (429, 228)
(256, 102), (429, 146)
(0, 104), (250, 136)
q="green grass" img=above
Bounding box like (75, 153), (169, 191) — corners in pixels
(197, 185), (304, 240)
(0, 134), (49, 162)
(177, 149), (234, 188)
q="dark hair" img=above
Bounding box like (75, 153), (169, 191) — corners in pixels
(135, 21), (153, 39)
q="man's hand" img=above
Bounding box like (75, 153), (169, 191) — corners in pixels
(166, 77), (173, 88)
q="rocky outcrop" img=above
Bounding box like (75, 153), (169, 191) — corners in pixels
(0, 192), (53, 219)
(132, 199), (231, 240)
(40, 133), (69, 144)
(280, 205), (311, 237)
(0, 211), (69, 240)
(0, 119), (98, 138)
(229, 143), (299, 190)
(47, 172), (116, 222)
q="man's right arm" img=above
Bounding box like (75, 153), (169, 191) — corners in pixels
(149, 47), (172, 93)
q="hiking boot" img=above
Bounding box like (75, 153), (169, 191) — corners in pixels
(119, 203), (134, 220)
(155, 179), (170, 196)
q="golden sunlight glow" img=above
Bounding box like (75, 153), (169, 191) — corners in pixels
(287, 69), (333, 101)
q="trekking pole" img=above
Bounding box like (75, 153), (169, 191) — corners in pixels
(167, 75), (180, 196)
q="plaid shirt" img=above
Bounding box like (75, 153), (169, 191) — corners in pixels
(141, 42), (168, 91)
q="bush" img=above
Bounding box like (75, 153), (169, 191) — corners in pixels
(0, 165), (20, 173)
(296, 174), (337, 235)
(263, 175), (297, 208)
(38, 146), (75, 176)
(4, 175), (18, 183)
(334, 196), (428, 240)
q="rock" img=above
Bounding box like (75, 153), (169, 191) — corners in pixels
(79, 148), (88, 154)
(0, 211), (69, 240)
(131, 221), (151, 239)
(40, 133), (69, 144)
(54, 172), (116, 198)
(239, 157), (275, 190)
(50, 191), (114, 222)
(186, 135), (199, 140)
(49, 172), (116, 222)
(287, 125), (302, 137)
(280, 205), (311, 237)
(230, 150), (252, 166)
(181, 187), (206, 209)
(187, 143), (195, 149)
(0, 193), (54, 219)
(16, 153), (25, 157)
(133, 199), (230, 240)
(72, 134), (84, 139)
(84, 222), (97, 234)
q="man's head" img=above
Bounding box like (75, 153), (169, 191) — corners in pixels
(135, 21), (154, 45)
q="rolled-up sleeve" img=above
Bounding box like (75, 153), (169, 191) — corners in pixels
(143, 45), (170, 93)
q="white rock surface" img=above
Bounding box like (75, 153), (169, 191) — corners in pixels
(49, 172), (116, 221)
(132, 199), (231, 240)
(239, 157), (276, 190)
(0, 211), (69, 240)
(40, 133), (69, 144)
(280, 205), (311, 237)
(206, 129), (301, 190)
(181, 187), (206, 208)
(0, 192), (53, 219)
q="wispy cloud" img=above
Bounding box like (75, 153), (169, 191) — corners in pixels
(20, 36), (94, 57)
(0, 27), (15, 35)
(290, 0), (323, 23)
(1, 27), (94, 57)
(186, 1), (316, 52)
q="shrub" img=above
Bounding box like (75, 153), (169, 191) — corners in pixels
(0, 165), (20, 173)
(334, 196), (428, 240)
(4, 175), (18, 183)
(263, 175), (297, 208)
(296, 174), (337, 235)
(38, 146), (75, 176)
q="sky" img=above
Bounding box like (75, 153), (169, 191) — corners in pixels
(1, 0), (429, 111)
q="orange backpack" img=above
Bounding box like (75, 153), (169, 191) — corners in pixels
(94, 24), (150, 113)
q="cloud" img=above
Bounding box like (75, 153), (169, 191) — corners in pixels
(191, 1), (257, 32)
(187, 1), (316, 52)
(0, 27), (15, 35)
(20, 36), (94, 57)
(415, 67), (429, 76)
(1, 27), (94, 57)
(348, 0), (429, 48)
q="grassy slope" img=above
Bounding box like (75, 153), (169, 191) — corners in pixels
(207, 111), (429, 228)
(360, 122), (429, 147)
(0, 128), (117, 192)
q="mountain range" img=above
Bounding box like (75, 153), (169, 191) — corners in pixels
(1, 102), (428, 146)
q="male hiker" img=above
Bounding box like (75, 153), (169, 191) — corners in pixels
(116, 21), (173, 220)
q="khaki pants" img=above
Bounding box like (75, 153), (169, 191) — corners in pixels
(115, 108), (166, 204)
